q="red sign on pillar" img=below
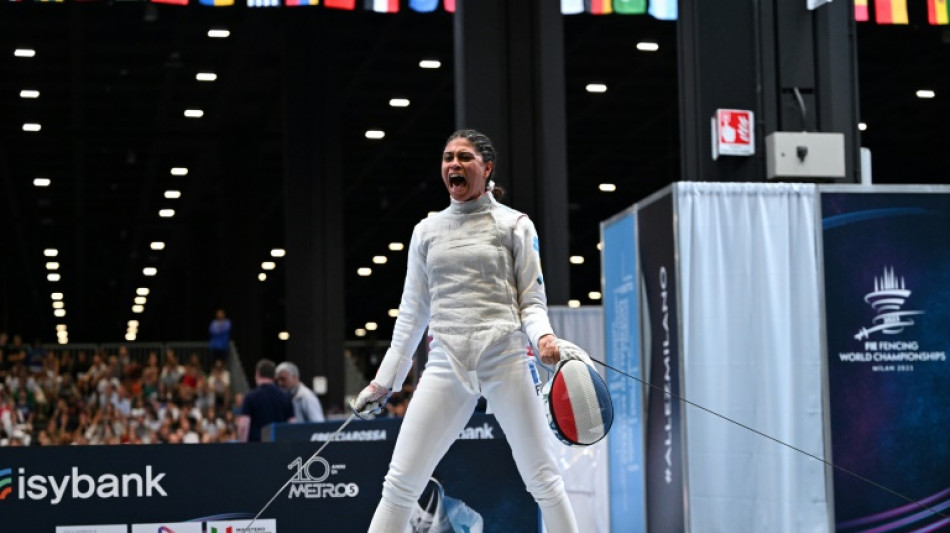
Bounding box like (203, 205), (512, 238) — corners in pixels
(712, 109), (755, 160)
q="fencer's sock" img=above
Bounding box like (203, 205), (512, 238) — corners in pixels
(538, 491), (580, 533)
(367, 496), (413, 533)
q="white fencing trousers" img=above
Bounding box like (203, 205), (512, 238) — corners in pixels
(367, 336), (579, 533)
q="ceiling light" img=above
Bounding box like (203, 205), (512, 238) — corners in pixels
(365, 130), (385, 140)
(136, 288), (149, 296)
(132, 304), (144, 313)
(372, 255), (387, 264)
(270, 248), (286, 257)
(389, 242), (404, 251)
(261, 261), (276, 270)
(196, 72), (218, 82)
(184, 109), (204, 118)
(51, 292), (63, 300)
(159, 209), (175, 218)
(56, 324), (67, 332)
(128, 320), (139, 327)
(258, 273), (267, 282)
(20, 89), (39, 98)
(598, 183), (617, 192)
(916, 90), (936, 99)
(14, 48), (36, 58)
(585, 84), (608, 94)
(52, 301), (64, 309)
(33, 177), (51, 187)
(57, 337), (68, 345)
(171, 167), (188, 176)
(44, 248), (58, 257)
(22, 123), (41, 132)
(568, 300), (581, 308)
(357, 267), (372, 276)
(208, 29), (230, 38)
(366, 322), (378, 331)
(597, 242), (603, 251)
(278, 331), (290, 341)
(636, 42), (660, 52)
(150, 242), (165, 250)
(54, 309), (66, 317)
(355, 328), (367, 337)
(858, 122), (867, 131)
(143, 267), (157, 276)
(419, 59), (441, 69)
(570, 255), (585, 264)
(134, 296), (147, 305)
(388, 309), (399, 318)
(57, 330), (69, 339)
(125, 333), (136, 341)
(588, 291), (602, 300)
(45, 262), (59, 270)
(164, 190), (181, 199)
(47, 273), (61, 282)
(389, 98), (410, 107)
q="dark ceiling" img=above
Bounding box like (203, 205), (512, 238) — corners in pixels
(1, 3), (949, 359)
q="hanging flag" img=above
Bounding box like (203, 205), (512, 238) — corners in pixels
(807, 0), (833, 9)
(443, 0), (453, 12)
(928, 0), (949, 24)
(586, 0), (612, 14)
(409, 0), (437, 11)
(613, 0), (645, 14)
(247, 0), (278, 6)
(561, 0), (584, 14)
(199, 0), (235, 6)
(648, 0), (677, 20)
(325, 0), (355, 8)
(854, 0), (869, 20)
(874, 0), (908, 23)
(152, 0), (188, 4)
(366, 0), (398, 12)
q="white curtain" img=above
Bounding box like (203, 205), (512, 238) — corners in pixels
(545, 306), (610, 533)
(676, 182), (829, 532)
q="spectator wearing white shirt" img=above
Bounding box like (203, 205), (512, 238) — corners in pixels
(275, 361), (325, 423)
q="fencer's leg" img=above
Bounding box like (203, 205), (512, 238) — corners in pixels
(481, 352), (580, 533)
(367, 360), (478, 533)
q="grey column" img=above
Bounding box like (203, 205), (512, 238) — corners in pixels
(678, 0), (861, 182)
(453, 0), (570, 304)
(281, 14), (346, 411)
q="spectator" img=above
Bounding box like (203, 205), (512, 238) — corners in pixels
(236, 359), (293, 442)
(159, 350), (184, 401)
(207, 359), (231, 411)
(275, 361), (325, 423)
(208, 309), (232, 365)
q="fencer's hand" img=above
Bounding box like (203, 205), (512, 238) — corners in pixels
(351, 381), (391, 420)
(538, 334), (560, 366)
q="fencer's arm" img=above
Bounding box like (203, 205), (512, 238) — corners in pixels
(374, 225), (431, 391)
(512, 216), (560, 365)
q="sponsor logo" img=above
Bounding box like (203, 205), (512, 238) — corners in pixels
(854, 267), (924, 340)
(15, 465), (167, 505)
(55, 526), (127, 533)
(286, 456), (358, 499)
(309, 429), (387, 442)
(131, 523), (202, 533)
(457, 423), (496, 440)
(0, 468), (12, 500)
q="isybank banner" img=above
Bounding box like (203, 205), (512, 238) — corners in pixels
(820, 188), (950, 533)
(0, 414), (535, 532)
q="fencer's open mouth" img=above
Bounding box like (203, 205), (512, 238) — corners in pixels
(449, 175), (466, 187)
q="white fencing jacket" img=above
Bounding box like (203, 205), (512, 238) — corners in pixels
(375, 193), (555, 393)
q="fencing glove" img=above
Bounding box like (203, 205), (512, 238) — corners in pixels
(351, 381), (392, 420)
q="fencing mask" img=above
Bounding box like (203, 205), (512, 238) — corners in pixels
(542, 357), (614, 447)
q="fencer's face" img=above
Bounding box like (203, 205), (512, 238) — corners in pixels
(442, 138), (492, 203)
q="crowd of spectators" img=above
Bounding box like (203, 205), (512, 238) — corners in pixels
(0, 331), (239, 447)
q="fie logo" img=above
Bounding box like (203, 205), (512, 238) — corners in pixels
(0, 468), (12, 500)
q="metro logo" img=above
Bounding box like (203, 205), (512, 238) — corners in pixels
(16, 465), (167, 504)
(0, 468), (12, 500)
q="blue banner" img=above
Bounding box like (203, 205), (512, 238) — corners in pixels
(821, 190), (950, 532)
(601, 210), (646, 532)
